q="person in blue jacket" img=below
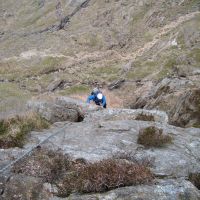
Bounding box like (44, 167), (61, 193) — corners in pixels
(87, 88), (107, 108)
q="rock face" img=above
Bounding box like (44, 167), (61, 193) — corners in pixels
(169, 88), (200, 127)
(61, 179), (200, 200)
(129, 77), (200, 127)
(1, 100), (200, 199)
(47, 80), (66, 92)
(2, 175), (50, 200)
(27, 97), (86, 123)
(0, 0), (200, 197)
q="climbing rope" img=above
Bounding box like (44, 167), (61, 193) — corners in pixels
(0, 123), (71, 174)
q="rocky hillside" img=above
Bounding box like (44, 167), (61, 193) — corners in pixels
(0, 1), (200, 199)
(0, 98), (200, 199)
(0, 0), (200, 126)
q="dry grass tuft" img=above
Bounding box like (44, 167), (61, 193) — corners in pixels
(12, 149), (154, 197)
(58, 158), (154, 197)
(135, 113), (155, 121)
(0, 112), (49, 148)
(189, 173), (200, 190)
(12, 148), (71, 183)
(137, 126), (173, 148)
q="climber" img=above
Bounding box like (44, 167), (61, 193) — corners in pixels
(87, 88), (107, 108)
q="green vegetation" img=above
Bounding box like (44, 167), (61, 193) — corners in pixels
(59, 85), (90, 95)
(18, 2), (56, 28)
(129, 2), (153, 31)
(137, 126), (173, 148)
(0, 61), (25, 81)
(144, 31), (154, 42)
(21, 56), (66, 78)
(177, 33), (185, 48)
(0, 83), (31, 113)
(37, 57), (65, 75)
(189, 48), (200, 65)
(95, 65), (120, 75)
(89, 62), (122, 82)
(88, 34), (103, 48)
(164, 58), (177, 68)
(126, 61), (157, 79)
(76, 33), (104, 49)
(0, 112), (49, 148)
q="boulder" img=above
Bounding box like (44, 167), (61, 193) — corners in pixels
(108, 79), (125, 90)
(129, 77), (200, 127)
(2, 175), (50, 200)
(27, 97), (85, 123)
(47, 80), (66, 92)
(169, 88), (200, 127)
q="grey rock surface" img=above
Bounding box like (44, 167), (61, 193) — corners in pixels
(2, 174), (50, 200)
(47, 80), (66, 92)
(27, 97), (85, 123)
(1, 99), (200, 199)
(51, 179), (200, 200)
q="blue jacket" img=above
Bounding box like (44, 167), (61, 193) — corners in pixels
(87, 95), (106, 107)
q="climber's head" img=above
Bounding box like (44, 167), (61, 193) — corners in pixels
(97, 93), (103, 100)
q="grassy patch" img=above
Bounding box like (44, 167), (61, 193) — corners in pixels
(59, 85), (90, 95)
(164, 58), (177, 68)
(156, 57), (178, 79)
(193, 124), (200, 128)
(129, 3), (153, 31)
(39, 57), (65, 75)
(88, 34), (103, 48)
(95, 65), (121, 75)
(189, 48), (200, 65)
(19, 2), (56, 28)
(0, 61), (25, 81)
(29, 57), (65, 76)
(89, 63), (122, 82)
(126, 61), (157, 79)
(137, 126), (173, 148)
(77, 33), (104, 49)
(177, 33), (186, 48)
(0, 83), (31, 113)
(0, 112), (49, 148)
(135, 113), (155, 122)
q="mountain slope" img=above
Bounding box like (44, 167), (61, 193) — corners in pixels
(0, 0), (200, 123)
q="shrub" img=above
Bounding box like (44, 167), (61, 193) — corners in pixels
(0, 112), (49, 148)
(189, 173), (200, 190)
(12, 148), (71, 183)
(58, 159), (154, 197)
(12, 148), (154, 197)
(137, 126), (173, 148)
(135, 113), (155, 121)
